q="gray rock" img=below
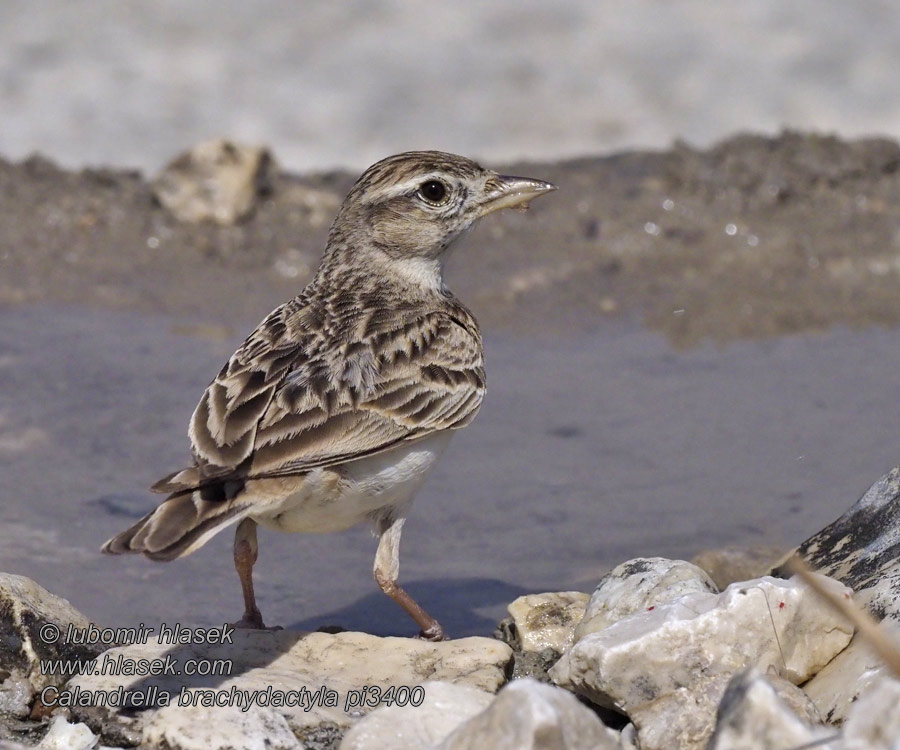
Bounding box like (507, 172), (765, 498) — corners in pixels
(296, 723), (344, 750)
(506, 592), (590, 653)
(494, 592), (589, 683)
(707, 669), (833, 750)
(550, 574), (853, 750)
(437, 678), (621, 750)
(151, 139), (274, 224)
(503, 647), (563, 683)
(575, 558), (717, 642)
(0, 573), (106, 719)
(790, 465), (900, 621)
(339, 681), (494, 750)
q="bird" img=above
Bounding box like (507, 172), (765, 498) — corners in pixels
(102, 151), (556, 640)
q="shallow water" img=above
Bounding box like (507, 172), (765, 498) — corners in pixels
(1, 304), (898, 637)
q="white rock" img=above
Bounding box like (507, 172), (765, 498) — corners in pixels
(142, 704), (302, 750)
(550, 574), (853, 750)
(707, 669), (833, 750)
(507, 592), (590, 652)
(37, 715), (99, 750)
(152, 139), (273, 224)
(804, 621), (900, 725)
(437, 678), (621, 750)
(843, 675), (900, 749)
(68, 629), (511, 741)
(575, 558), (717, 641)
(339, 681), (494, 750)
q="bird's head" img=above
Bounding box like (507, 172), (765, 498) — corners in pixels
(326, 151), (556, 286)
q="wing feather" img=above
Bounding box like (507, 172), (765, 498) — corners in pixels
(174, 296), (484, 489)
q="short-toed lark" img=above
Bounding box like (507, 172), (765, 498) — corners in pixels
(103, 151), (556, 639)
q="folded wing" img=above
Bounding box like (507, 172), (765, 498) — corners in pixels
(155, 297), (484, 492)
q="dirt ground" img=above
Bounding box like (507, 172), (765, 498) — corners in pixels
(3, 131), (900, 348)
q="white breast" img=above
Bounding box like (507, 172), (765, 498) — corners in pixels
(252, 432), (452, 533)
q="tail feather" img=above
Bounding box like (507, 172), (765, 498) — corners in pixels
(101, 489), (250, 561)
(150, 466), (202, 494)
(150, 463), (239, 494)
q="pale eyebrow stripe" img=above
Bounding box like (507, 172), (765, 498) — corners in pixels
(364, 175), (448, 202)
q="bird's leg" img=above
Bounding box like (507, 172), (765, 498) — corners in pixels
(232, 518), (268, 629)
(373, 515), (446, 641)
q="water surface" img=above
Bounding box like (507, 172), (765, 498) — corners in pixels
(1, 304), (897, 636)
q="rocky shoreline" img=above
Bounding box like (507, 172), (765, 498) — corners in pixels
(2, 465), (900, 749)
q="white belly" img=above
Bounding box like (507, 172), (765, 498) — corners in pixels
(251, 432), (452, 533)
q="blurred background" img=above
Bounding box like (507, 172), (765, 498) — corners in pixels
(2, 0), (900, 172)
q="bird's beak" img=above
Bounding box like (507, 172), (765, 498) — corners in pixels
(478, 174), (558, 217)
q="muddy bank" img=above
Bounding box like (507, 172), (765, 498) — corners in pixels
(2, 131), (900, 347)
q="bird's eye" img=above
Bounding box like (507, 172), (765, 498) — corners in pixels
(418, 179), (449, 204)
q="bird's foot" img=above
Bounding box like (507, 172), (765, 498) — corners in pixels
(417, 623), (447, 641)
(231, 611), (283, 631)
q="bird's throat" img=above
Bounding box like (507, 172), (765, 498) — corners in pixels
(384, 254), (447, 293)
